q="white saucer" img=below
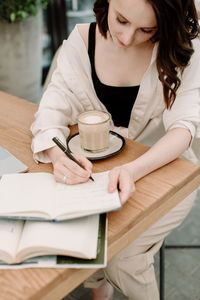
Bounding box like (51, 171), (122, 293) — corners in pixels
(67, 131), (126, 161)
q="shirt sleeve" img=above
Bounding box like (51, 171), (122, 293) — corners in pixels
(163, 39), (200, 141)
(31, 30), (87, 163)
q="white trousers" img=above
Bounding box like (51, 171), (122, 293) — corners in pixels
(84, 190), (197, 300)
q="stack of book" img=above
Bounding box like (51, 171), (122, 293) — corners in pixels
(0, 150), (122, 269)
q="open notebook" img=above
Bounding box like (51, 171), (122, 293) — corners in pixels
(0, 214), (102, 265)
(0, 214), (107, 269)
(0, 171), (122, 221)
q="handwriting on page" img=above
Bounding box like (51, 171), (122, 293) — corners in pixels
(0, 220), (24, 254)
(0, 220), (23, 233)
(54, 171), (120, 215)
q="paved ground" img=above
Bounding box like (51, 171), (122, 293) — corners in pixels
(63, 188), (200, 300)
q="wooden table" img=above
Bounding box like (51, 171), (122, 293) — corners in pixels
(0, 91), (200, 300)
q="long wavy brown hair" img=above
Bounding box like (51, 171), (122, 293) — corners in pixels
(93, 0), (200, 108)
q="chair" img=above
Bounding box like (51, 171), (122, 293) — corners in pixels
(46, 0), (68, 55)
(42, 0), (67, 84)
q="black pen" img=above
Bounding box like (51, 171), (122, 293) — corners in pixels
(52, 137), (94, 181)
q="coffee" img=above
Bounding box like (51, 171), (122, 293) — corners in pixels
(78, 111), (110, 152)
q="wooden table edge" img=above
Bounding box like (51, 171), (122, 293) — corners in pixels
(29, 174), (200, 300)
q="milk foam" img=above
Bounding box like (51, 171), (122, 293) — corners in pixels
(79, 111), (108, 124)
(83, 115), (103, 124)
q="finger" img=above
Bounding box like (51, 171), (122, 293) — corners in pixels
(119, 175), (135, 204)
(53, 158), (89, 184)
(54, 166), (90, 184)
(58, 172), (89, 185)
(108, 168), (120, 193)
(73, 153), (93, 172)
(61, 156), (91, 179)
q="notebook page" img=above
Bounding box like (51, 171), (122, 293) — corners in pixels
(0, 171), (121, 220)
(0, 220), (24, 263)
(0, 173), (55, 217)
(53, 171), (121, 219)
(16, 215), (99, 261)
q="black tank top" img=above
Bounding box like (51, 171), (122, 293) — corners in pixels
(88, 22), (139, 127)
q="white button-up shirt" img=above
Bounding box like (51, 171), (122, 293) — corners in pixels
(31, 25), (200, 164)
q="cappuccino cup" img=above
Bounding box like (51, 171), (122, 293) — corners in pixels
(78, 110), (110, 152)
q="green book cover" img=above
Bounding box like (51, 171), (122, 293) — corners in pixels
(0, 214), (107, 269)
(56, 213), (107, 268)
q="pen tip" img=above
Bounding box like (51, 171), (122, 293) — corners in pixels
(90, 176), (94, 181)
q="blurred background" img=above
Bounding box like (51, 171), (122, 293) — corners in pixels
(42, 0), (95, 90)
(0, 1), (200, 299)
(0, 0), (95, 103)
(0, 0), (199, 104)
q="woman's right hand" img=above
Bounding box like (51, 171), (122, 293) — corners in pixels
(46, 146), (93, 185)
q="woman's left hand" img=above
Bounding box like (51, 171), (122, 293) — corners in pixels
(108, 165), (135, 205)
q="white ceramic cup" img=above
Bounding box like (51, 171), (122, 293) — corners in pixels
(77, 110), (110, 152)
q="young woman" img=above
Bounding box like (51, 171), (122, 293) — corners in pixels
(31, 0), (200, 298)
